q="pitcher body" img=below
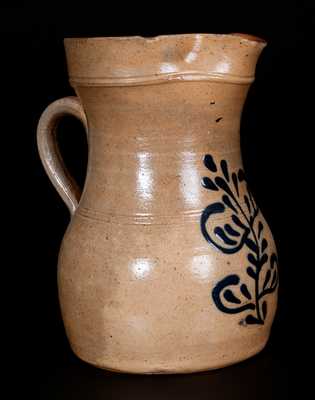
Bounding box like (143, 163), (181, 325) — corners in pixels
(37, 34), (278, 373)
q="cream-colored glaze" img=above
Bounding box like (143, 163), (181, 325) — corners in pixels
(36, 34), (278, 374)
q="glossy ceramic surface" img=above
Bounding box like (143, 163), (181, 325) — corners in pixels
(36, 34), (278, 374)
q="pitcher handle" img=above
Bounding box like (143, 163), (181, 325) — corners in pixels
(36, 96), (88, 215)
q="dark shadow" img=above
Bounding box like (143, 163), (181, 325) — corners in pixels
(39, 346), (286, 400)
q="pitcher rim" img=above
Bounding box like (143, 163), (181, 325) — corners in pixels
(64, 33), (266, 45)
(64, 33), (266, 87)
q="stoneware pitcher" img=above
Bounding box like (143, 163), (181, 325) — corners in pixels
(36, 34), (278, 374)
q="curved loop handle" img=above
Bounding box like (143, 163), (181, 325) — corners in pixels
(36, 96), (88, 215)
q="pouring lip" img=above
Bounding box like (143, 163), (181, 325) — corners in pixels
(229, 33), (267, 44)
(64, 33), (267, 46)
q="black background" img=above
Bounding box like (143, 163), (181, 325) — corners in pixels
(3, 1), (302, 398)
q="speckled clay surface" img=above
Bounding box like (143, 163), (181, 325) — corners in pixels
(37, 34), (278, 374)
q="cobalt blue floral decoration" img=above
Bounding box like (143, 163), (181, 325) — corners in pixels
(201, 154), (279, 325)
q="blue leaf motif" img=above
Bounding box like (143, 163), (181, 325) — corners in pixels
(204, 154), (217, 172)
(238, 169), (245, 182)
(201, 177), (218, 191)
(247, 253), (258, 266)
(220, 160), (230, 182)
(263, 270), (271, 289)
(259, 253), (269, 268)
(215, 176), (234, 197)
(244, 237), (258, 253)
(214, 227), (238, 246)
(232, 172), (239, 196)
(258, 221), (264, 239)
(245, 314), (263, 325)
(247, 266), (256, 279)
(262, 301), (267, 320)
(240, 283), (252, 300)
(270, 270), (278, 288)
(244, 195), (251, 214)
(223, 289), (241, 304)
(222, 195), (238, 213)
(261, 238), (268, 253)
(224, 224), (240, 237)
